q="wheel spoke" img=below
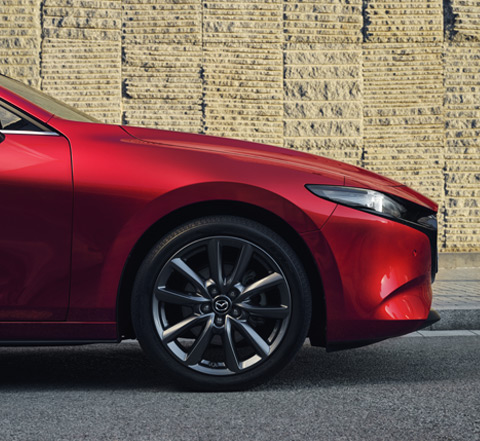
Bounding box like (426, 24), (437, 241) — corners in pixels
(185, 317), (214, 366)
(169, 258), (209, 297)
(208, 238), (223, 287)
(232, 318), (270, 359)
(155, 286), (210, 306)
(162, 314), (211, 343)
(236, 272), (284, 303)
(152, 234), (294, 377)
(223, 317), (240, 373)
(227, 243), (253, 287)
(238, 303), (289, 319)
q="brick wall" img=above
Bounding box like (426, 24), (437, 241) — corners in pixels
(0, 0), (479, 252)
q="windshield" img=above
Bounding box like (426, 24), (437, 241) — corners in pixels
(0, 75), (100, 123)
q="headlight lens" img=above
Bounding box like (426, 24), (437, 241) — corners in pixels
(306, 185), (407, 219)
(417, 214), (437, 230)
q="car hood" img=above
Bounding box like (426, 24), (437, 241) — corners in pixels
(122, 126), (437, 211)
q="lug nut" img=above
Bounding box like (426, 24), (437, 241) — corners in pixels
(215, 317), (224, 326)
(228, 290), (236, 298)
(202, 304), (211, 313)
(210, 287), (219, 296)
(232, 308), (240, 317)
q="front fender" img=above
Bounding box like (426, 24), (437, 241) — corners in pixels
(68, 181), (331, 323)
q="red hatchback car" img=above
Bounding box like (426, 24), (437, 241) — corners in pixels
(0, 75), (439, 390)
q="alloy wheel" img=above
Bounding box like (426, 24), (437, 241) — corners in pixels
(152, 236), (292, 375)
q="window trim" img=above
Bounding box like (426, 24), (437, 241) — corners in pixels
(0, 130), (59, 136)
(0, 99), (55, 134)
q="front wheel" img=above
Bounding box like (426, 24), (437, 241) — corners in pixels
(131, 216), (312, 390)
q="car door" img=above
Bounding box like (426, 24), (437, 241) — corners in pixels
(0, 102), (72, 321)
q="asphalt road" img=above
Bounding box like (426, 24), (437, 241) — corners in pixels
(0, 335), (479, 441)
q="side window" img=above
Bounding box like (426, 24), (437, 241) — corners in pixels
(0, 103), (44, 132)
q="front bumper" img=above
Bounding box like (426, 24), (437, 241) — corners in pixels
(325, 309), (441, 351)
(418, 309), (441, 330)
(302, 204), (439, 348)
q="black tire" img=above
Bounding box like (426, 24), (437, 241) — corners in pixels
(131, 216), (311, 391)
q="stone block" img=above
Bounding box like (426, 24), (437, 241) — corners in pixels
(0, 0), (479, 252)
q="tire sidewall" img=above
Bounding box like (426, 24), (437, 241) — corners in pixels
(132, 216), (311, 390)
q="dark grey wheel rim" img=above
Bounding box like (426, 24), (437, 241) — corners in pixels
(152, 236), (292, 376)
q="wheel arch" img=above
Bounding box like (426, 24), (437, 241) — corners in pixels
(116, 200), (326, 344)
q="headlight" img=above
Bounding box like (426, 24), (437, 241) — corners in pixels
(306, 185), (407, 219)
(417, 214), (437, 230)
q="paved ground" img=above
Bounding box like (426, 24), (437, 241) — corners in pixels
(0, 335), (479, 441)
(431, 267), (480, 330)
(434, 267), (480, 309)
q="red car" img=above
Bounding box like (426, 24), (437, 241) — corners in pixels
(0, 75), (439, 390)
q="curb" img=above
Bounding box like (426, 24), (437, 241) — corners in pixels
(434, 255), (479, 330)
(427, 308), (480, 330)
(439, 252), (480, 269)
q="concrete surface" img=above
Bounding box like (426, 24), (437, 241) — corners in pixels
(431, 265), (480, 330)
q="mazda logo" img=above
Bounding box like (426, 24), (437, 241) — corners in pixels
(215, 299), (229, 312)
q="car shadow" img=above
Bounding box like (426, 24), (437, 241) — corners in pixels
(0, 337), (477, 392)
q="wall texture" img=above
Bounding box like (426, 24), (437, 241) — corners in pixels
(1, 0), (479, 252)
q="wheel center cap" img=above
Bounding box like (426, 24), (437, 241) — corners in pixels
(213, 296), (232, 315)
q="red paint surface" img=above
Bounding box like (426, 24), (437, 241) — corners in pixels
(303, 205), (432, 343)
(0, 134), (72, 321)
(0, 83), (438, 345)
